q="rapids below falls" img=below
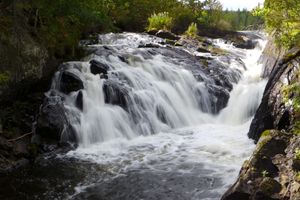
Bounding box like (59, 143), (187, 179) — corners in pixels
(1, 32), (268, 200)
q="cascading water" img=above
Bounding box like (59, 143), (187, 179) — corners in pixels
(16, 32), (267, 200)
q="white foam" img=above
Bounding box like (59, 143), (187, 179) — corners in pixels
(62, 32), (267, 198)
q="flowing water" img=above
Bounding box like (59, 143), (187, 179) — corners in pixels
(0, 32), (267, 200)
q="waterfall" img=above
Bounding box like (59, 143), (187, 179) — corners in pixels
(40, 32), (268, 199)
(217, 36), (268, 124)
(46, 33), (256, 146)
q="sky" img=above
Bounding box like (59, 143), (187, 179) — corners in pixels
(219, 0), (264, 10)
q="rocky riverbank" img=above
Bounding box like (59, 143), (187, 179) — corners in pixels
(222, 44), (300, 199)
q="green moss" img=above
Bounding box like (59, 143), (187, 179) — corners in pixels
(296, 171), (300, 182)
(281, 71), (300, 135)
(257, 135), (271, 150)
(295, 148), (300, 160)
(261, 130), (271, 137)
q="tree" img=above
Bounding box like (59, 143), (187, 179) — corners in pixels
(255, 0), (300, 48)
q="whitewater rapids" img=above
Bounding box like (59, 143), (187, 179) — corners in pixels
(57, 33), (268, 200)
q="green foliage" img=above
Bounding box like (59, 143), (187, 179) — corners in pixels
(171, 7), (196, 34)
(282, 82), (300, 114)
(221, 9), (263, 30)
(262, 170), (270, 178)
(295, 148), (300, 160)
(147, 12), (173, 31)
(257, 0), (300, 48)
(198, 0), (223, 28)
(184, 23), (198, 38)
(281, 70), (300, 135)
(0, 0), (266, 86)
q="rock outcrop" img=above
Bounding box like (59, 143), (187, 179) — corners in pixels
(222, 46), (300, 200)
(249, 47), (300, 142)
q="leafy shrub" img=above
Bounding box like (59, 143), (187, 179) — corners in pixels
(147, 12), (173, 31)
(171, 8), (196, 34)
(184, 22), (198, 38)
(217, 19), (232, 31)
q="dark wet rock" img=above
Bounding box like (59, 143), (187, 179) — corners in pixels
(36, 95), (76, 143)
(259, 178), (282, 197)
(118, 55), (128, 63)
(292, 158), (300, 171)
(248, 48), (300, 142)
(138, 43), (160, 48)
(221, 192), (250, 200)
(207, 84), (230, 114)
(259, 36), (286, 78)
(233, 38), (257, 49)
(197, 47), (210, 53)
(0, 135), (32, 174)
(13, 141), (30, 158)
(146, 30), (158, 36)
(277, 110), (291, 130)
(90, 59), (110, 75)
(156, 30), (180, 41)
(75, 91), (83, 111)
(103, 80), (130, 110)
(60, 71), (84, 94)
(222, 130), (287, 200)
(225, 32), (260, 50)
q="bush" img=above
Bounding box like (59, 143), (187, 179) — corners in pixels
(184, 22), (198, 38)
(171, 8), (196, 34)
(217, 19), (232, 31)
(147, 12), (173, 31)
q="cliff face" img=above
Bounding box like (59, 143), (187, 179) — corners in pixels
(222, 46), (300, 199)
(259, 35), (287, 78)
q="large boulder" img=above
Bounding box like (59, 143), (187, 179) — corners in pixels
(222, 130), (288, 200)
(207, 84), (230, 114)
(103, 79), (130, 110)
(259, 35), (287, 78)
(225, 33), (261, 50)
(60, 71), (84, 94)
(233, 38), (257, 49)
(223, 47), (300, 200)
(90, 59), (110, 75)
(36, 94), (76, 143)
(155, 30), (180, 41)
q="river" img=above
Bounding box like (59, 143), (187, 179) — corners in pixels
(0, 32), (267, 200)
